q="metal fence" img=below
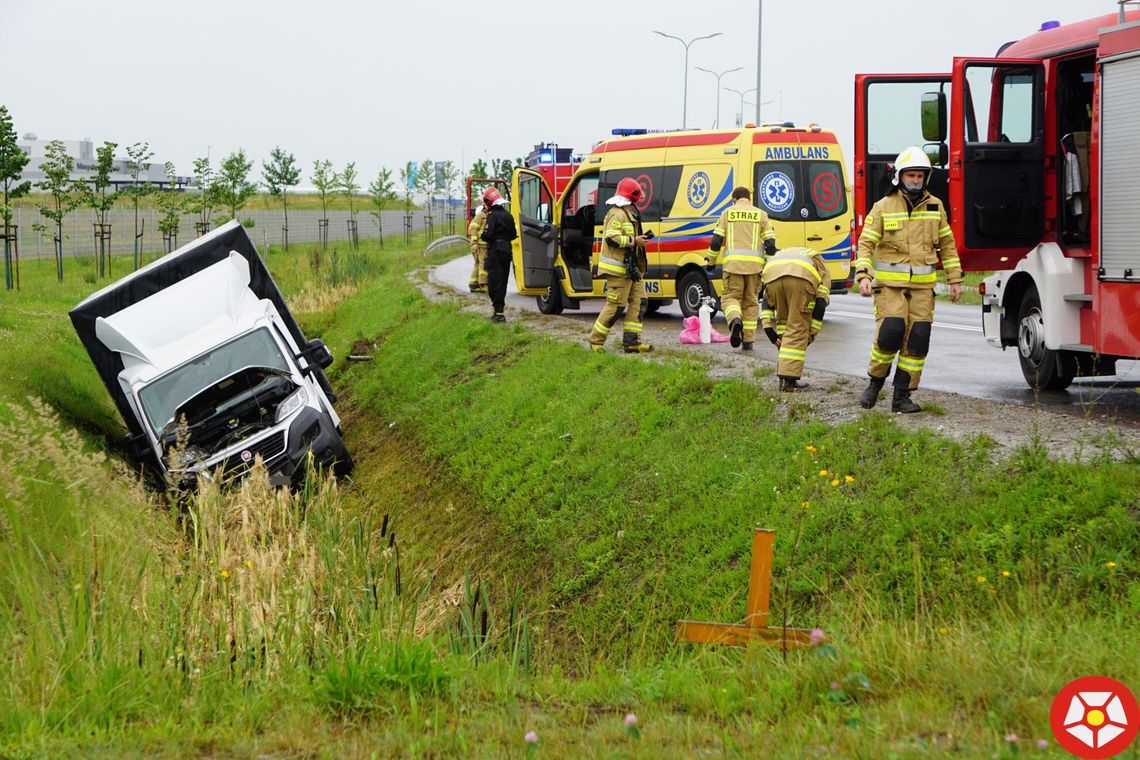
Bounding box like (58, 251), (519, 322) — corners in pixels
(5, 205), (467, 260)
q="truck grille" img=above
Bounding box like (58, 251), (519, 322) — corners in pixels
(215, 431), (287, 478)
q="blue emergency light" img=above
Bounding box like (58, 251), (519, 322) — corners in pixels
(611, 128), (649, 136)
(538, 151), (554, 164)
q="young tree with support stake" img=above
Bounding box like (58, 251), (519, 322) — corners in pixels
(188, 156), (217, 236)
(216, 149), (257, 224)
(83, 140), (118, 278)
(368, 167), (395, 248)
(33, 140), (80, 283)
(123, 142), (154, 270)
(311, 159), (337, 250)
(0, 105), (30, 291)
(399, 161), (417, 244)
(339, 161), (360, 249)
(416, 158), (435, 238)
(261, 147), (299, 250)
(437, 160), (458, 233)
(157, 162), (183, 254)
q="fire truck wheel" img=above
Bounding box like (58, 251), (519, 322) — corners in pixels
(536, 276), (565, 315)
(1016, 286), (1075, 391)
(678, 270), (717, 319)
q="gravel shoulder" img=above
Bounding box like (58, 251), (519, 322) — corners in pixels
(416, 266), (1140, 463)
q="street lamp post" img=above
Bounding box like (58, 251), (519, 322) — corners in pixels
(724, 86), (756, 127)
(695, 66), (742, 128)
(653, 30), (722, 129)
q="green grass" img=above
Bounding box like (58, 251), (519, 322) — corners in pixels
(0, 237), (1135, 756)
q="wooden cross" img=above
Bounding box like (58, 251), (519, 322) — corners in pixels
(676, 528), (812, 647)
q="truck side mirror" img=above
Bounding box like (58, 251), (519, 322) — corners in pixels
(923, 142), (949, 167)
(298, 338), (333, 373)
(921, 92), (947, 144)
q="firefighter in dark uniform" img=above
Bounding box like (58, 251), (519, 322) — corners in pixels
(855, 146), (962, 412)
(479, 187), (517, 323)
(587, 177), (653, 353)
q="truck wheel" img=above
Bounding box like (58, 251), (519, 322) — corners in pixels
(678, 271), (715, 319)
(1016, 286), (1074, 391)
(536, 275), (564, 315)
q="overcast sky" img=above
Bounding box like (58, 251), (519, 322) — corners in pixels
(1, 0), (1117, 188)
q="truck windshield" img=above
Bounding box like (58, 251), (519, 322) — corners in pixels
(138, 328), (290, 433)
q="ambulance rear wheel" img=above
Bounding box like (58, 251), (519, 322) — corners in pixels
(536, 276), (564, 315)
(678, 271), (716, 319)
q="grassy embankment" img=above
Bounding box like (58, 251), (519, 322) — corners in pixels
(12, 191), (413, 213)
(0, 240), (1135, 756)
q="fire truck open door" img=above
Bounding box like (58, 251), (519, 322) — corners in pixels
(949, 57), (1046, 270)
(510, 168), (557, 295)
(853, 74), (951, 238)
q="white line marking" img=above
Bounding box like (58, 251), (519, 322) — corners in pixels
(828, 310), (983, 333)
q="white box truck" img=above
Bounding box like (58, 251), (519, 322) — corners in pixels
(70, 221), (351, 487)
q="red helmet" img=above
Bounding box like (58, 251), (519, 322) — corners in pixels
(616, 177), (643, 203)
(482, 187), (503, 206)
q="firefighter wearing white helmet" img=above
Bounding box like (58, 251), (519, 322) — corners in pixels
(587, 177), (653, 353)
(854, 146), (962, 413)
(466, 199), (489, 293)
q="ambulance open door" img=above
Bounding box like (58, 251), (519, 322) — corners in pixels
(949, 57), (1045, 270)
(510, 169), (557, 296)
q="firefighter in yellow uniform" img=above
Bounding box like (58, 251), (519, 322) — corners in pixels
(855, 147), (962, 412)
(760, 247), (831, 391)
(588, 178), (653, 353)
(466, 202), (489, 292)
(707, 187), (776, 350)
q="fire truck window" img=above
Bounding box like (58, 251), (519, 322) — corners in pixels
(866, 81), (953, 158)
(963, 64), (1037, 144)
(518, 173), (551, 223)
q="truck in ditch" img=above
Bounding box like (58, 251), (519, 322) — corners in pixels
(69, 220), (352, 487)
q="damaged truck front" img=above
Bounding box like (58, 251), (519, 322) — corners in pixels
(70, 221), (352, 487)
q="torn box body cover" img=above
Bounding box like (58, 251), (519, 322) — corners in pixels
(69, 221), (322, 445)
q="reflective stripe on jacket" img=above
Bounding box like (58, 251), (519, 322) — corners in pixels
(709, 198), (775, 275)
(600, 205), (645, 277)
(761, 246), (832, 303)
(467, 206), (488, 249)
(855, 190), (961, 289)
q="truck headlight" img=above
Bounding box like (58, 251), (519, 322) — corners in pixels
(275, 387), (307, 423)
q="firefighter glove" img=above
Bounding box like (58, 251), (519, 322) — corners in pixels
(765, 327), (780, 345)
(763, 238), (777, 256)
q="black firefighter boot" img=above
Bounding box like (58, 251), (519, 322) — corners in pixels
(893, 389), (921, 412)
(729, 318), (743, 348)
(779, 376), (810, 392)
(859, 376), (886, 409)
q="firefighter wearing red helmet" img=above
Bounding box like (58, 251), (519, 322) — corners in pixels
(855, 146), (962, 412)
(707, 186), (776, 351)
(479, 187), (517, 323)
(588, 177), (653, 352)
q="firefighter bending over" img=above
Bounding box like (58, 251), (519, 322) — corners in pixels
(479, 187), (517, 323)
(466, 200), (489, 292)
(855, 147), (962, 412)
(760, 246), (831, 391)
(588, 178), (653, 353)
(707, 187), (776, 350)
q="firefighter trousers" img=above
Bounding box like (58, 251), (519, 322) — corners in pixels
(766, 276), (816, 379)
(485, 248), (512, 313)
(721, 272), (761, 342)
(469, 244), (488, 288)
(589, 275), (646, 346)
(868, 286), (934, 390)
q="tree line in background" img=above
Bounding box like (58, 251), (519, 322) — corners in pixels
(0, 103), (525, 289)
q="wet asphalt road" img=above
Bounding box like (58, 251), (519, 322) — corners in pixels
(432, 256), (1140, 426)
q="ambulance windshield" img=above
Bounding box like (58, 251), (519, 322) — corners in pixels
(753, 160), (848, 222)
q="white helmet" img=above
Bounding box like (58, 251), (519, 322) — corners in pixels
(891, 146), (932, 187)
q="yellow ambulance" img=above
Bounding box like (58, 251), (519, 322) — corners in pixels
(510, 123), (854, 317)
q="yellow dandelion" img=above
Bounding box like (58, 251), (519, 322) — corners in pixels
(1001, 570), (1011, 577)
(1105, 561), (1118, 569)
(245, 559), (253, 570)
(976, 575), (987, 584)
(938, 626), (949, 635)
(819, 469), (829, 477)
(844, 475), (855, 483)
(801, 501), (811, 510)
(219, 569), (229, 579)
(830, 478), (841, 487)
(805, 445), (817, 453)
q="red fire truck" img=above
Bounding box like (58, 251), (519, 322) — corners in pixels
(524, 143), (582, 201)
(854, 9), (1140, 390)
